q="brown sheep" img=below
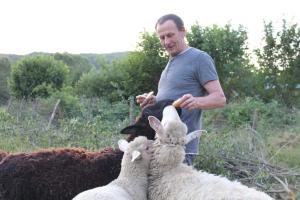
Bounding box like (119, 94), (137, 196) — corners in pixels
(0, 99), (177, 200)
(0, 151), (7, 162)
(0, 147), (123, 200)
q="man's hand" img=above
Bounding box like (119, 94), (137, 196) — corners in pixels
(176, 94), (199, 110)
(136, 91), (156, 109)
(176, 80), (226, 110)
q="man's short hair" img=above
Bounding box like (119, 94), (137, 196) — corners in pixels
(155, 14), (184, 30)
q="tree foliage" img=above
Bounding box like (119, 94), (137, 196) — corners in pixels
(255, 20), (300, 106)
(186, 23), (256, 100)
(9, 56), (69, 99)
(76, 65), (124, 102)
(54, 53), (93, 86)
(76, 31), (168, 101)
(116, 32), (168, 96)
(5, 19), (299, 107)
(117, 31), (168, 97)
(0, 57), (11, 104)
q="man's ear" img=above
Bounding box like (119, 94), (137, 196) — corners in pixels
(179, 27), (186, 36)
(148, 116), (163, 134)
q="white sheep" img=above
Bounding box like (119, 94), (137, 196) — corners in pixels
(147, 105), (274, 200)
(72, 136), (152, 200)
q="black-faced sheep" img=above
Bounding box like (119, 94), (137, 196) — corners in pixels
(147, 105), (274, 200)
(73, 136), (152, 200)
(0, 99), (176, 200)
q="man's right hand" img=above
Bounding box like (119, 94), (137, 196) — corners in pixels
(136, 91), (156, 109)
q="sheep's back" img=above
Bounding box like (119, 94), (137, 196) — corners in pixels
(148, 164), (193, 200)
(149, 165), (273, 200)
(0, 147), (123, 200)
(73, 184), (131, 200)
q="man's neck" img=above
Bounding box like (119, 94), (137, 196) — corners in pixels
(179, 46), (191, 55)
(170, 45), (190, 58)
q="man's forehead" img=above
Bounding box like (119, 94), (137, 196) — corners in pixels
(156, 20), (177, 32)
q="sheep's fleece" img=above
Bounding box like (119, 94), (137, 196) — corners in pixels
(147, 105), (274, 200)
(73, 136), (152, 200)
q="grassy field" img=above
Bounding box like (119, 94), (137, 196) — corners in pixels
(0, 97), (299, 199)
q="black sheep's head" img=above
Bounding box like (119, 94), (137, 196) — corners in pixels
(120, 99), (181, 141)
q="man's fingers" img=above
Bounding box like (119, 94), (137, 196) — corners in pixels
(136, 93), (147, 103)
(137, 91), (154, 104)
(179, 94), (194, 109)
(136, 97), (144, 104)
(145, 91), (154, 99)
(172, 98), (183, 108)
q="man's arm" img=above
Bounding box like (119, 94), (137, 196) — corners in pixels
(179, 80), (226, 110)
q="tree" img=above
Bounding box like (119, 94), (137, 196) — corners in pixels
(9, 55), (69, 99)
(116, 31), (168, 98)
(76, 31), (168, 102)
(255, 20), (300, 106)
(186, 23), (255, 99)
(54, 53), (93, 86)
(0, 57), (11, 104)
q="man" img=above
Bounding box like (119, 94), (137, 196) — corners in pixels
(136, 14), (226, 165)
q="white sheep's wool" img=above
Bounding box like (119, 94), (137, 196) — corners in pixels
(73, 185), (131, 200)
(73, 136), (152, 200)
(147, 105), (274, 200)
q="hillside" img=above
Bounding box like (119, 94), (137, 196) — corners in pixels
(0, 51), (129, 69)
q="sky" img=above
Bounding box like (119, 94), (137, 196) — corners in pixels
(0, 0), (299, 55)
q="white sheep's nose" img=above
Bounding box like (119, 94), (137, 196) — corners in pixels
(162, 105), (181, 125)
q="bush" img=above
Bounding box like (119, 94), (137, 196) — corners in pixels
(51, 87), (82, 118)
(213, 98), (296, 129)
(9, 55), (69, 99)
(76, 68), (124, 102)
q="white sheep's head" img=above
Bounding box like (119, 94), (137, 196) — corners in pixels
(148, 105), (204, 145)
(118, 136), (153, 163)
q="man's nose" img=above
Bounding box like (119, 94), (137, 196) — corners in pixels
(164, 38), (171, 46)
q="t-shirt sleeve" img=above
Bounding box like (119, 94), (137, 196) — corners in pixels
(196, 52), (219, 86)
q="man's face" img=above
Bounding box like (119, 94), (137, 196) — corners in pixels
(156, 20), (186, 57)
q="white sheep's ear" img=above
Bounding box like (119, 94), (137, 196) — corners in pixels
(185, 130), (207, 144)
(131, 150), (141, 162)
(118, 139), (129, 152)
(148, 116), (164, 135)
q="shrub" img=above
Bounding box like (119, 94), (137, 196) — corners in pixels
(9, 55), (69, 99)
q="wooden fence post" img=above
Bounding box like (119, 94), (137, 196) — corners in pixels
(16, 97), (25, 124)
(6, 97), (12, 112)
(129, 96), (135, 124)
(47, 99), (61, 130)
(249, 109), (258, 152)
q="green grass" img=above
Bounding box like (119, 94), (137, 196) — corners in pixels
(0, 99), (130, 153)
(267, 127), (300, 168)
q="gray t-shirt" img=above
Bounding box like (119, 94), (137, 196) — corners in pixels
(156, 47), (218, 154)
